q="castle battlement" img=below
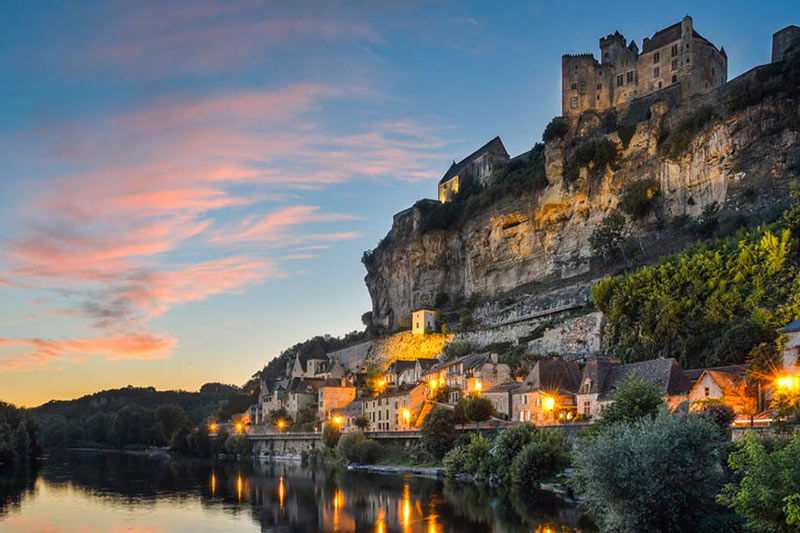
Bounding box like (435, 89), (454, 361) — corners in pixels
(562, 15), (727, 117)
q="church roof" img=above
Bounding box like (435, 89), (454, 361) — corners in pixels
(438, 136), (508, 185)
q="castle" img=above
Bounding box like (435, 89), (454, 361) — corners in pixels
(562, 16), (727, 117)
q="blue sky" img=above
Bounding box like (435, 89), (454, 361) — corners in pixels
(0, 0), (798, 406)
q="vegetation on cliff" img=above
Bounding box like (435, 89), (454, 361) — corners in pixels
(593, 193), (800, 370)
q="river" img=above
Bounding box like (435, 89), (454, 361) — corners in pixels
(0, 450), (595, 532)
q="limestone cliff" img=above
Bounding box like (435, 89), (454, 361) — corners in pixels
(364, 88), (800, 330)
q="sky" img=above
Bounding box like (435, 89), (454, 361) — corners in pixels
(1, 0), (798, 407)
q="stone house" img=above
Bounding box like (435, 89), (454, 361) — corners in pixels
(686, 365), (755, 416)
(428, 352), (512, 403)
(285, 378), (324, 418)
(330, 398), (365, 433)
(412, 309), (437, 335)
(437, 137), (509, 203)
(512, 360), (582, 424)
(562, 15), (727, 116)
(780, 317), (800, 373)
(318, 378), (357, 420)
(576, 357), (692, 419)
(383, 359), (417, 386)
(289, 343), (346, 380)
(363, 383), (429, 432)
(483, 382), (520, 418)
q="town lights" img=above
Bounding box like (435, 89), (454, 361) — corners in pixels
(333, 415), (344, 426)
(429, 379), (437, 389)
(277, 420), (286, 431)
(208, 423), (217, 433)
(777, 374), (800, 391)
(542, 396), (555, 411)
(402, 408), (411, 425)
(235, 423), (244, 434)
(474, 381), (482, 392)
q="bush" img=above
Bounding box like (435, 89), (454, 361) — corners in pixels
(620, 178), (659, 220)
(443, 444), (469, 478)
(510, 430), (568, 492)
(572, 412), (721, 532)
(718, 430), (800, 532)
(589, 211), (628, 260)
(464, 396), (494, 428)
(564, 138), (620, 185)
(336, 432), (381, 464)
(224, 435), (251, 455)
(543, 117), (570, 142)
(700, 403), (737, 436)
(493, 423), (537, 479)
(595, 374), (665, 429)
(444, 433), (493, 480)
(421, 408), (458, 459)
(321, 421), (341, 448)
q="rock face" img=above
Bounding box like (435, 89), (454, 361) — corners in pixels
(364, 94), (800, 330)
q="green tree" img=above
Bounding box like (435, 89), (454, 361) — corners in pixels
(464, 395), (494, 429)
(589, 211), (628, 260)
(321, 421), (341, 448)
(14, 421), (31, 464)
(572, 412), (721, 533)
(353, 415), (370, 431)
(595, 374), (664, 429)
(510, 430), (568, 493)
(718, 431), (800, 532)
(493, 423), (537, 480)
(155, 404), (187, 443)
(421, 408), (458, 460)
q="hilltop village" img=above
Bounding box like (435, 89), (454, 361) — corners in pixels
(230, 18), (800, 441)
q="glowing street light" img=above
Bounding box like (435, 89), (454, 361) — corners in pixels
(277, 420), (286, 431)
(333, 415), (344, 426)
(235, 423), (244, 434)
(777, 375), (800, 391)
(429, 379), (438, 389)
(542, 396), (555, 411)
(402, 408), (411, 426)
(474, 381), (482, 392)
(208, 423), (218, 433)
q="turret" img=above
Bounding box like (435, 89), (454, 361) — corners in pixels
(599, 30), (627, 65)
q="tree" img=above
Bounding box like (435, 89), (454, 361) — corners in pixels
(493, 423), (537, 480)
(699, 403), (737, 436)
(718, 431), (800, 532)
(14, 421), (31, 464)
(572, 412), (720, 532)
(155, 404), (187, 443)
(268, 407), (290, 426)
(465, 396), (494, 429)
(595, 374), (664, 429)
(747, 343), (782, 414)
(620, 179), (659, 220)
(510, 430), (568, 493)
(542, 117), (570, 142)
(353, 415), (370, 431)
(589, 211), (628, 260)
(421, 408), (458, 460)
(321, 421), (341, 448)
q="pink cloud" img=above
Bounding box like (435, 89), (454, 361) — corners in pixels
(0, 332), (178, 372)
(212, 205), (361, 244)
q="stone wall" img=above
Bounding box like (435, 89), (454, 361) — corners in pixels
(527, 311), (604, 359)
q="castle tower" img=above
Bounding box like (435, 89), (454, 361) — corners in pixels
(599, 31), (627, 65)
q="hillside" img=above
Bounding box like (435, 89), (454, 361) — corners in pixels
(363, 55), (800, 346)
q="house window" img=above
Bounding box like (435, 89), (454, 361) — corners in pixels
(672, 59), (678, 71)
(704, 387), (710, 397)
(583, 401), (591, 416)
(671, 44), (678, 57)
(653, 52), (660, 63)
(626, 71), (634, 83)
(653, 67), (660, 78)
(617, 74), (623, 87)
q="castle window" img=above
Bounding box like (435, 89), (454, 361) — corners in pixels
(616, 74), (623, 87)
(597, 94), (600, 101)
(672, 59), (678, 71)
(653, 66), (660, 78)
(626, 71), (634, 83)
(596, 83), (602, 90)
(672, 75), (677, 83)
(671, 44), (678, 57)
(570, 97), (577, 108)
(686, 43), (690, 50)
(653, 52), (660, 63)
(658, 81), (663, 89)
(686, 57), (690, 64)
(580, 81), (586, 92)
(711, 67), (716, 77)
(598, 71), (602, 76)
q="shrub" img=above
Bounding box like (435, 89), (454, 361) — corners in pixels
(700, 403), (737, 436)
(224, 435), (251, 455)
(542, 117), (570, 142)
(493, 423), (537, 479)
(718, 431), (800, 532)
(444, 433), (493, 479)
(620, 178), (660, 220)
(618, 123), (637, 149)
(464, 396), (494, 428)
(421, 408), (458, 459)
(443, 444), (469, 478)
(321, 421), (341, 448)
(595, 374), (664, 429)
(510, 430), (568, 492)
(572, 412), (720, 533)
(589, 211), (628, 260)
(336, 432), (381, 464)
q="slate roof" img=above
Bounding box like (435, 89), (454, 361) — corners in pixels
(287, 377), (324, 394)
(684, 364), (747, 384)
(517, 359), (582, 394)
(439, 136), (508, 185)
(780, 317), (800, 333)
(416, 358), (440, 371)
(483, 382), (522, 394)
(375, 383), (423, 399)
(333, 398), (365, 417)
(596, 358), (691, 401)
(385, 359), (417, 375)
(641, 20), (715, 54)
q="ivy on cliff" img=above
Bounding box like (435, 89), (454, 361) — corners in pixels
(593, 193), (800, 370)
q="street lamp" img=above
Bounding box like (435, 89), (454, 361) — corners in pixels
(235, 423), (244, 434)
(777, 374), (800, 391)
(402, 408), (411, 427)
(277, 420), (286, 431)
(542, 396), (555, 411)
(208, 423), (217, 433)
(333, 415), (344, 426)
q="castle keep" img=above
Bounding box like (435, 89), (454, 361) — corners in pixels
(562, 16), (727, 116)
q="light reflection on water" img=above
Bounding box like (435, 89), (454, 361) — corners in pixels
(0, 450), (595, 532)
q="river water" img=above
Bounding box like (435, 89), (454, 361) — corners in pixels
(0, 450), (595, 532)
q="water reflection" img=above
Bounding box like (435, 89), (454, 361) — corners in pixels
(0, 451), (595, 532)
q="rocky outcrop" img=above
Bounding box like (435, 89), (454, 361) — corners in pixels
(364, 94), (800, 330)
